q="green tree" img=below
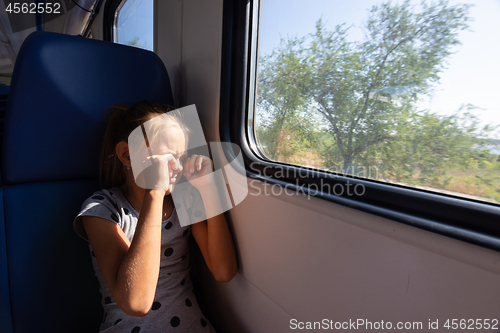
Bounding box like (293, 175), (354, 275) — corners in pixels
(256, 38), (314, 161)
(306, 0), (471, 169)
(257, 0), (472, 169)
(125, 36), (141, 48)
(363, 106), (490, 185)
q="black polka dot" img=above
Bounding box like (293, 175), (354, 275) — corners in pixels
(181, 255), (187, 261)
(167, 273), (172, 276)
(170, 316), (180, 327)
(152, 301), (161, 310)
(131, 327), (141, 333)
(112, 202), (119, 211)
(201, 318), (207, 327)
(164, 248), (174, 257)
(114, 319), (122, 326)
(102, 312), (107, 323)
(110, 213), (119, 222)
(180, 278), (185, 285)
(183, 229), (189, 236)
(165, 221), (173, 230)
(124, 208), (129, 215)
(109, 191), (114, 196)
(194, 210), (203, 218)
(185, 298), (192, 307)
(104, 297), (112, 304)
(91, 251), (95, 257)
(92, 195), (104, 200)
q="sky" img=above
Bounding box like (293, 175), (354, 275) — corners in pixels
(258, 0), (500, 139)
(115, 0), (153, 51)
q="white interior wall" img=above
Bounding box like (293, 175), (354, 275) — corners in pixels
(210, 181), (500, 332)
(155, 0), (182, 108)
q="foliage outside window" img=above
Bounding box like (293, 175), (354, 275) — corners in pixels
(255, 0), (500, 204)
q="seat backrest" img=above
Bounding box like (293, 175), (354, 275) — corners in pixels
(1, 31), (174, 333)
(0, 188), (13, 333)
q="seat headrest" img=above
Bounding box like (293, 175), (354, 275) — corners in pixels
(2, 32), (174, 185)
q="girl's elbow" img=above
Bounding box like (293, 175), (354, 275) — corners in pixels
(120, 304), (151, 317)
(213, 266), (237, 282)
(215, 273), (235, 283)
(116, 297), (153, 317)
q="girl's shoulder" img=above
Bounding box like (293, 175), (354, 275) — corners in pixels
(81, 188), (122, 216)
(85, 188), (121, 211)
(73, 187), (134, 241)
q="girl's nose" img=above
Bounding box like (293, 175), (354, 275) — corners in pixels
(170, 158), (183, 172)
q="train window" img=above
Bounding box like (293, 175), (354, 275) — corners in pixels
(113, 0), (154, 51)
(217, 0), (500, 249)
(252, 0), (500, 205)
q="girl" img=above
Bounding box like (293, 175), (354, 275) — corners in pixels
(73, 100), (237, 332)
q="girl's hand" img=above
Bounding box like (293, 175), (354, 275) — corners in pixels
(183, 154), (215, 191)
(138, 154), (183, 191)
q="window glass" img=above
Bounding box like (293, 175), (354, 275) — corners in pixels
(114, 0), (154, 51)
(254, 0), (500, 204)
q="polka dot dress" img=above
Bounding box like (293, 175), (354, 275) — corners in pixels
(74, 188), (215, 333)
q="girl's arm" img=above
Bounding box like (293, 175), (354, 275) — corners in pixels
(191, 194), (238, 282)
(83, 189), (165, 317)
(184, 155), (238, 282)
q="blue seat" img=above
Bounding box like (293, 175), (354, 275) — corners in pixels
(0, 86), (9, 186)
(1, 31), (174, 332)
(0, 188), (13, 333)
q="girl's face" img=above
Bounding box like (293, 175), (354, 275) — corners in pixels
(149, 125), (187, 193)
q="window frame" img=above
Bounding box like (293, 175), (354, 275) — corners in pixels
(219, 0), (500, 252)
(112, 0), (127, 45)
(103, 0), (122, 42)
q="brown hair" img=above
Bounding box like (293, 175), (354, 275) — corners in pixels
(99, 100), (183, 189)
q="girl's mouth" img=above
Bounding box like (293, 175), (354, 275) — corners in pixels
(169, 172), (178, 184)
